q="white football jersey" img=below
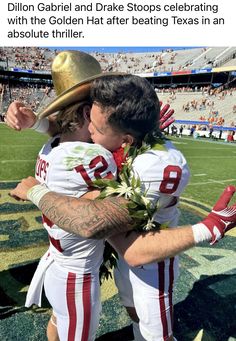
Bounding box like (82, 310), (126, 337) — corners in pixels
(132, 139), (190, 227)
(35, 135), (117, 273)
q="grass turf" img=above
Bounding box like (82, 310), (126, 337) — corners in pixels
(1, 123), (236, 204)
(0, 124), (48, 181)
(0, 123), (236, 340)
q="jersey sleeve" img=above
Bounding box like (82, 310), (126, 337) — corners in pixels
(132, 148), (190, 208)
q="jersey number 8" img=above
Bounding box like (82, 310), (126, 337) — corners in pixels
(159, 165), (182, 194)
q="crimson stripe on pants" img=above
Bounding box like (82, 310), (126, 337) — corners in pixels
(81, 274), (92, 341)
(168, 258), (175, 331)
(66, 272), (77, 341)
(158, 261), (168, 340)
(66, 273), (92, 341)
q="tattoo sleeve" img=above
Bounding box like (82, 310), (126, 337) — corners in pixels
(39, 192), (135, 239)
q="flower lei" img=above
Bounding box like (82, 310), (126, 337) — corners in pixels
(95, 138), (163, 232)
(97, 135), (164, 282)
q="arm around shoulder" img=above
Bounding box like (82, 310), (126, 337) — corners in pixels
(108, 226), (195, 266)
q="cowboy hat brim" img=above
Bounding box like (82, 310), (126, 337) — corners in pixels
(38, 72), (125, 119)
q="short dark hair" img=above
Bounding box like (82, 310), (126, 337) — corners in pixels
(91, 75), (160, 142)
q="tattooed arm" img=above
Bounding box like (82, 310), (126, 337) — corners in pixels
(39, 192), (134, 238)
(10, 177), (236, 250)
(10, 177), (135, 238)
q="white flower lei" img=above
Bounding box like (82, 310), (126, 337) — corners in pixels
(94, 137), (164, 232)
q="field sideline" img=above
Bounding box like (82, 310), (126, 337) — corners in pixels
(1, 123), (236, 204)
(0, 123), (236, 340)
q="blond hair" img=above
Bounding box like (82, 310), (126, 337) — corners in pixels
(56, 100), (91, 133)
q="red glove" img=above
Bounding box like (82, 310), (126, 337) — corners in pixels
(159, 101), (175, 131)
(193, 186), (236, 244)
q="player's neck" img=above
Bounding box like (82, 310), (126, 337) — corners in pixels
(60, 130), (89, 143)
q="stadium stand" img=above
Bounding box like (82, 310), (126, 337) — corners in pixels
(0, 47), (54, 71)
(0, 46), (235, 140)
(1, 46), (236, 74)
(158, 87), (236, 126)
(186, 47), (236, 69)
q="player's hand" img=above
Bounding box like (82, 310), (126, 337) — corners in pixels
(159, 101), (175, 131)
(9, 176), (40, 201)
(4, 101), (37, 131)
(200, 186), (236, 244)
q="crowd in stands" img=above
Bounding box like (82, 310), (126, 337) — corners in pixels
(1, 46), (235, 75)
(158, 85), (236, 127)
(0, 47), (54, 71)
(182, 87), (235, 112)
(0, 82), (235, 128)
(93, 50), (180, 74)
(0, 47), (181, 74)
(0, 47), (235, 130)
(0, 82), (53, 113)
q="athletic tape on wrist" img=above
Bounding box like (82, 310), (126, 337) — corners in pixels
(192, 223), (212, 244)
(31, 118), (49, 133)
(27, 184), (51, 207)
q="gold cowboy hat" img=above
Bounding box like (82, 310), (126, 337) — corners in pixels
(38, 50), (124, 118)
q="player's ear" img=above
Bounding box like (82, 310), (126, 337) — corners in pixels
(121, 134), (134, 148)
(83, 105), (91, 122)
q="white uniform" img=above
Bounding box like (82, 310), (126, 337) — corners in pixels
(114, 140), (190, 341)
(26, 135), (117, 341)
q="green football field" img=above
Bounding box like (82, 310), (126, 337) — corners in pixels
(1, 123), (236, 202)
(0, 123), (236, 340)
